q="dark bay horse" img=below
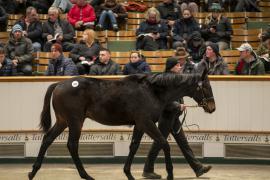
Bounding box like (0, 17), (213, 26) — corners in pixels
(28, 70), (215, 180)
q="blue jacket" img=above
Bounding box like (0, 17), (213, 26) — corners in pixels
(123, 60), (151, 75)
(46, 54), (78, 76)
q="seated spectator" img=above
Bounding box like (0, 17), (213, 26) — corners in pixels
(173, 47), (195, 74)
(187, 31), (206, 63)
(123, 52), (151, 75)
(16, 6), (43, 52)
(199, 42), (229, 75)
(67, 0), (96, 30)
(0, 5), (7, 32)
(0, 0), (17, 14)
(178, 0), (199, 14)
(136, 7), (169, 51)
(52, 0), (76, 13)
(172, 8), (200, 49)
(235, 43), (265, 75)
(30, 0), (54, 14)
(234, 0), (260, 12)
(95, 0), (127, 32)
(0, 47), (16, 76)
(5, 24), (34, 76)
(156, 0), (182, 29)
(70, 29), (101, 75)
(89, 48), (121, 75)
(256, 39), (270, 74)
(43, 7), (75, 52)
(201, 3), (232, 50)
(46, 43), (78, 76)
(260, 25), (270, 42)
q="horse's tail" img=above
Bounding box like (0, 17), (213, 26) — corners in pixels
(40, 83), (58, 133)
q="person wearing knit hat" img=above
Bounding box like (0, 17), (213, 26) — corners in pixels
(199, 42), (229, 75)
(5, 23), (34, 76)
(46, 43), (78, 76)
(143, 54), (212, 179)
(235, 42), (265, 75)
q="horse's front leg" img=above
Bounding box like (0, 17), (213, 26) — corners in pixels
(143, 121), (174, 180)
(123, 126), (144, 180)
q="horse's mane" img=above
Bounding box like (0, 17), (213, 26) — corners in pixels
(146, 73), (200, 87)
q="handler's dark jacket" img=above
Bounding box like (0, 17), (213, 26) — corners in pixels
(46, 54), (78, 76)
(89, 59), (121, 75)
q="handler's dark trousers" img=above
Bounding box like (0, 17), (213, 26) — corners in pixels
(143, 108), (203, 173)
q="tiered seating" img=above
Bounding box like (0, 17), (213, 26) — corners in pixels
(246, 12), (270, 29)
(127, 12), (144, 30)
(259, 0), (270, 12)
(231, 29), (262, 49)
(0, 32), (9, 45)
(7, 14), (23, 31)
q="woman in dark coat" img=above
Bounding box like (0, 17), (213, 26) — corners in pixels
(69, 29), (101, 75)
(123, 52), (151, 75)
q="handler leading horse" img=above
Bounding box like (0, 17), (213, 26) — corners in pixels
(28, 69), (215, 180)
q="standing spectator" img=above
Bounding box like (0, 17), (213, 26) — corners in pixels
(156, 0), (182, 29)
(67, 0), (96, 30)
(235, 43), (265, 75)
(5, 24), (34, 76)
(52, 0), (76, 13)
(89, 48), (121, 75)
(95, 0), (127, 31)
(43, 6), (75, 52)
(199, 42), (229, 75)
(0, 47), (16, 76)
(16, 6), (43, 52)
(136, 7), (169, 51)
(187, 31), (206, 63)
(0, 5), (7, 32)
(201, 3), (232, 50)
(172, 8), (200, 49)
(123, 52), (151, 75)
(178, 0), (199, 13)
(30, 0), (54, 14)
(256, 39), (270, 73)
(46, 43), (78, 76)
(70, 29), (101, 75)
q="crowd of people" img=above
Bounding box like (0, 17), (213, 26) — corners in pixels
(0, 0), (269, 76)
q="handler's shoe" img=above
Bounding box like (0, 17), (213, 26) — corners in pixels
(142, 171), (162, 179)
(195, 165), (212, 177)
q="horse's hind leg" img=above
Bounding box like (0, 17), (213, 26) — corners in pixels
(142, 121), (174, 180)
(123, 126), (144, 180)
(67, 120), (94, 180)
(28, 122), (67, 180)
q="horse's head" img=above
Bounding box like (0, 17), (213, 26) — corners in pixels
(192, 64), (216, 113)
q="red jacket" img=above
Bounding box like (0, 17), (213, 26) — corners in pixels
(67, 4), (96, 26)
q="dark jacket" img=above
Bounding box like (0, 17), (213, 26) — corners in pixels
(136, 20), (169, 49)
(235, 53), (265, 75)
(0, 58), (16, 76)
(97, 3), (127, 20)
(201, 14), (233, 43)
(16, 18), (43, 45)
(69, 41), (101, 63)
(0, 5), (7, 31)
(42, 19), (75, 43)
(89, 59), (121, 75)
(173, 17), (200, 43)
(182, 60), (196, 74)
(46, 54), (78, 76)
(200, 55), (229, 75)
(256, 43), (270, 73)
(5, 35), (34, 64)
(123, 60), (151, 75)
(187, 40), (206, 63)
(156, 2), (182, 21)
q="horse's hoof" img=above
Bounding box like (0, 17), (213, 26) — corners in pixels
(142, 171), (162, 179)
(28, 172), (33, 180)
(167, 174), (174, 180)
